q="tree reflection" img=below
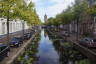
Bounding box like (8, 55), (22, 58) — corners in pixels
(52, 39), (91, 64)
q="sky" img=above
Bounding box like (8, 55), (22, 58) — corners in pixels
(31, 0), (75, 22)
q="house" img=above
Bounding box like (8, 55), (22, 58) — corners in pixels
(0, 18), (29, 35)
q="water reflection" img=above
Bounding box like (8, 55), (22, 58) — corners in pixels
(37, 29), (59, 64)
(47, 30), (95, 64)
(53, 40), (87, 64)
(15, 29), (96, 64)
(14, 33), (41, 64)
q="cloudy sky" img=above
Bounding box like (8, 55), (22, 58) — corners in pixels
(31, 0), (74, 22)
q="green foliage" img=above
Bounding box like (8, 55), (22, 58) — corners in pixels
(45, 17), (56, 26)
(87, 6), (96, 16)
(0, 0), (41, 26)
(15, 35), (40, 64)
(73, 0), (88, 19)
(45, 0), (90, 26)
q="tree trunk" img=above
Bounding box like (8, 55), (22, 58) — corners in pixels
(22, 21), (25, 38)
(7, 10), (10, 45)
(76, 18), (79, 41)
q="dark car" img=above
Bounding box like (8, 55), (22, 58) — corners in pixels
(10, 37), (23, 47)
(42, 26), (47, 29)
(24, 33), (32, 40)
(79, 37), (96, 48)
(61, 31), (70, 37)
(0, 43), (10, 61)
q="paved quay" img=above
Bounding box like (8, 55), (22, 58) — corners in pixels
(0, 31), (38, 64)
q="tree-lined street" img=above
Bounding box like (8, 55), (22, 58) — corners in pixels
(0, 0), (96, 64)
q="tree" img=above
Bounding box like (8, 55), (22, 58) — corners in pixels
(0, 0), (41, 44)
(0, 0), (23, 43)
(87, 4), (96, 34)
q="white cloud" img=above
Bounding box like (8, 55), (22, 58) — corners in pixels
(32, 0), (74, 22)
(46, 0), (74, 18)
(32, 0), (39, 2)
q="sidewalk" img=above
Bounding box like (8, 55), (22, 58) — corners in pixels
(0, 32), (38, 64)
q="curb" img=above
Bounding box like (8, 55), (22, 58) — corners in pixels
(6, 32), (38, 64)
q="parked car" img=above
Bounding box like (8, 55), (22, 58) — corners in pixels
(0, 43), (10, 61)
(79, 37), (96, 48)
(61, 31), (70, 37)
(10, 37), (23, 47)
(42, 26), (47, 29)
(24, 33), (32, 40)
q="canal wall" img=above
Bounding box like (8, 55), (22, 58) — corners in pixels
(9, 32), (39, 64)
(47, 29), (96, 61)
(70, 41), (96, 61)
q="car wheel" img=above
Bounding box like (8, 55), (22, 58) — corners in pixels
(21, 41), (23, 44)
(17, 44), (20, 47)
(18, 44), (21, 47)
(7, 52), (10, 57)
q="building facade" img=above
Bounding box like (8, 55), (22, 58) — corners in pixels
(0, 18), (29, 35)
(87, 0), (96, 6)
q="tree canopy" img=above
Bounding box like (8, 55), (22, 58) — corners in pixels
(0, 0), (41, 26)
(45, 0), (90, 26)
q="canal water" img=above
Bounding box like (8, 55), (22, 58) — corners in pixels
(15, 29), (95, 64)
(36, 29), (94, 64)
(36, 29), (59, 64)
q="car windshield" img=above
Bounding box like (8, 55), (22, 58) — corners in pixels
(85, 38), (96, 43)
(85, 38), (96, 42)
(93, 39), (96, 42)
(12, 37), (19, 41)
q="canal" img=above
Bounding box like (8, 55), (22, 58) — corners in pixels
(15, 29), (95, 64)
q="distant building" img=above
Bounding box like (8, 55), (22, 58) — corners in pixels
(87, 0), (96, 6)
(44, 14), (47, 23)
